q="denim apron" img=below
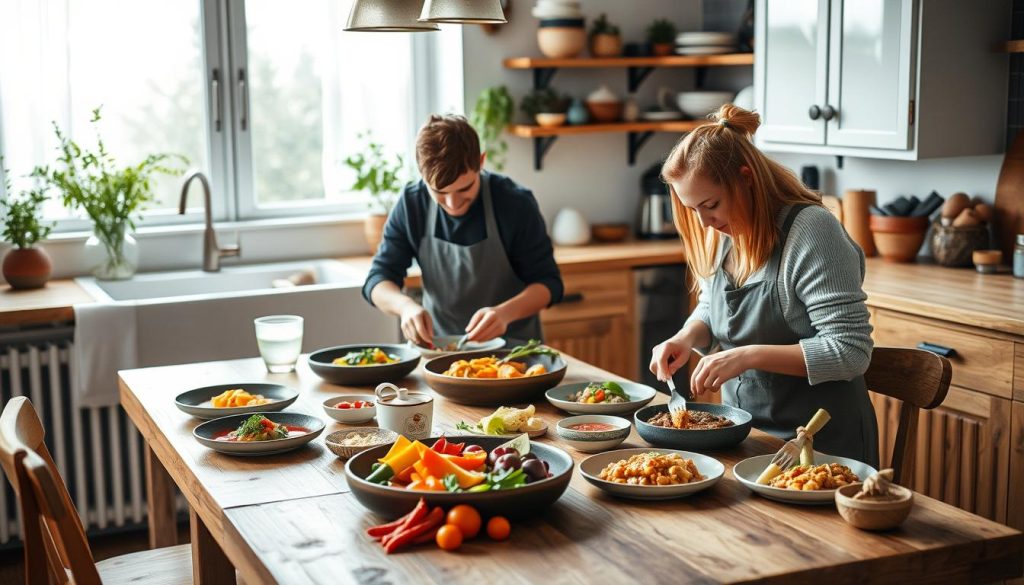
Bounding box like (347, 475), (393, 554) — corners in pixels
(418, 172), (543, 341)
(709, 205), (879, 466)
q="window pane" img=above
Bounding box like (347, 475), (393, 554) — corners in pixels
(244, 0), (417, 208)
(0, 0), (209, 221)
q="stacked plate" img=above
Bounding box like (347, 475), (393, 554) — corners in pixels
(675, 31), (737, 55)
(532, 0), (583, 19)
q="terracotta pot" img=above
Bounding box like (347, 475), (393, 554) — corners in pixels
(930, 221), (990, 267)
(364, 214), (387, 254)
(3, 246), (52, 290)
(869, 215), (928, 263)
(585, 101), (623, 123)
(590, 33), (622, 57)
(652, 43), (674, 57)
(537, 26), (586, 59)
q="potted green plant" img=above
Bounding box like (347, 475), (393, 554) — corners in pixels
(520, 88), (571, 128)
(343, 133), (405, 253)
(589, 13), (622, 57)
(470, 86), (514, 171)
(647, 18), (678, 56)
(0, 162), (55, 289)
(32, 108), (185, 280)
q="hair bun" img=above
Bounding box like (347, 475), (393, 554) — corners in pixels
(711, 104), (760, 137)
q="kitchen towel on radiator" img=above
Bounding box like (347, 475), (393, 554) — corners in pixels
(72, 302), (139, 407)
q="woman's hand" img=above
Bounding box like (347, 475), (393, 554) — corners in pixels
(649, 337), (692, 383)
(465, 306), (509, 342)
(400, 304), (434, 348)
(690, 346), (754, 397)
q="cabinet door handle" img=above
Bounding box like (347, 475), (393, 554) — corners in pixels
(237, 68), (249, 131)
(808, 105), (821, 120)
(562, 292), (584, 304)
(211, 68), (222, 132)
(822, 105), (837, 121)
(917, 342), (957, 358)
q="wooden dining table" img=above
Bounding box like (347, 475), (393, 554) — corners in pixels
(119, 354), (1024, 585)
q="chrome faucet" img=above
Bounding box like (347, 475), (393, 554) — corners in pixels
(179, 170), (240, 272)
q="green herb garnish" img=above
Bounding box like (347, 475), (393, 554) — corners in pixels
(237, 414), (267, 437)
(499, 339), (560, 364)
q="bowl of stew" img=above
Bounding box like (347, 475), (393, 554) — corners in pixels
(555, 415), (631, 453)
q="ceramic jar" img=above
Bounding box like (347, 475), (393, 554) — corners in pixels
(2, 247), (52, 290)
(552, 208), (591, 246)
(586, 85), (623, 123)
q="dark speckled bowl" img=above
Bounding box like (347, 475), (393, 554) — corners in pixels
(345, 436), (573, 519)
(308, 344), (420, 386)
(634, 403), (752, 451)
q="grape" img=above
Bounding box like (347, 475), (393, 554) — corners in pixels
(494, 453), (522, 474)
(522, 458), (547, 481)
(488, 447), (515, 466)
(464, 444), (485, 454)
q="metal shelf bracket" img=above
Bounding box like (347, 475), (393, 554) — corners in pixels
(627, 131), (655, 166)
(627, 67), (655, 93)
(533, 136), (559, 170)
(533, 68), (558, 90)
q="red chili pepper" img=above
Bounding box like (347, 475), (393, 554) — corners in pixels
(366, 498), (427, 540)
(383, 507), (445, 554)
(412, 525), (441, 545)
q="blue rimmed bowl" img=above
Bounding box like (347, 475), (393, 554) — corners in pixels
(555, 415), (631, 453)
(634, 403), (752, 451)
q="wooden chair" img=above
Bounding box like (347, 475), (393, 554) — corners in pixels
(0, 396), (193, 585)
(864, 346), (952, 484)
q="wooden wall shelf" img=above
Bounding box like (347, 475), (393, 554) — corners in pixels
(508, 121), (708, 169)
(1003, 40), (1024, 53)
(503, 53), (754, 91)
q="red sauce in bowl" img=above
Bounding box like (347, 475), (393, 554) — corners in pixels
(568, 423), (617, 432)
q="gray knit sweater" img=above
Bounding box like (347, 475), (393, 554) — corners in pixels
(685, 204), (874, 386)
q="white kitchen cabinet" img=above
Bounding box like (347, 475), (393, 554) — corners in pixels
(754, 0), (1010, 160)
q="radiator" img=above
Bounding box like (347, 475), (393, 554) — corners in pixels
(0, 326), (152, 547)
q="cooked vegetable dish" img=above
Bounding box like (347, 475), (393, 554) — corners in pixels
(210, 389), (272, 408)
(647, 410), (735, 430)
(768, 463), (859, 490)
(333, 347), (398, 366)
(443, 356), (547, 379)
(215, 414), (306, 442)
(568, 381), (628, 404)
(599, 452), (704, 486)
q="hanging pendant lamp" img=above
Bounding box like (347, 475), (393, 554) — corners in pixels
(418, 0), (507, 24)
(345, 0), (440, 32)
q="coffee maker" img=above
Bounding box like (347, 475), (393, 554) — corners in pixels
(637, 163), (676, 239)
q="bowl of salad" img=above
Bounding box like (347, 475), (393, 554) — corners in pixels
(545, 381), (657, 415)
(308, 344), (420, 386)
(192, 412), (325, 456)
(345, 434), (573, 518)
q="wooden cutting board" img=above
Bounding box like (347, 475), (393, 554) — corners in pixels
(994, 131), (1024, 260)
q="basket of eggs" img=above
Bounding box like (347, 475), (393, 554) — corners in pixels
(930, 192), (993, 267)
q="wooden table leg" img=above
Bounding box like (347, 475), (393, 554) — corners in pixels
(145, 444), (178, 549)
(190, 509), (236, 585)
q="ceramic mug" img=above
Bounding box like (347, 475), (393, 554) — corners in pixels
(375, 383), (433, 440)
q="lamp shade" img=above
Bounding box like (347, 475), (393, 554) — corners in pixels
(345, 0), (440, 32)
(419, 0), (507, 24)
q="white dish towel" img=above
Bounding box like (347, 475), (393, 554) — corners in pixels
(72, 302), (139, 408)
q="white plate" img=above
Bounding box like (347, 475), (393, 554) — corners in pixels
(408, 336), (505, 359)
(675, 46), (736, 56)
(579, 448), (724, 500)
(733, 453), (878, 505)
(641, 110), (683, 121)
(545, 381), (657, 415)
(675, 32), (736, 46)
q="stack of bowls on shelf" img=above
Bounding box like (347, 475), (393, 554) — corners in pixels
(675, 31), (737, 55)
(533, 0), (585, 58)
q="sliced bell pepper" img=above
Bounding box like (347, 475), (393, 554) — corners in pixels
(431, 436), (448, 453)
(441, 451), (487, 471)
(378, 435), (411, 463)
(420, 446), (485, 489)
(366, 440), (427, 484)
(442, 440), (464, 456)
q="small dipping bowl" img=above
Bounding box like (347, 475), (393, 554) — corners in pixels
(325, 428), (398, 460)
(834, 482), (914, 530)
(555, 415), (631, 453)
(322, 395), (377, 424)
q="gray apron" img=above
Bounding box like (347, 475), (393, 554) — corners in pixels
(709, 204), (879, 467)
(418, 172), (543, 341)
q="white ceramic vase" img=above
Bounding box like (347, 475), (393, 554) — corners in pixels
(552, 208), (591, 246)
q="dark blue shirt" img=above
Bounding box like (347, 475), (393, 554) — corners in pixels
(362, 172), (564, 306)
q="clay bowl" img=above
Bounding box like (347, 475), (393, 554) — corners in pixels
(869, 215), (928, 263)
(591, 223), (631, 242)
(423, 349), (567, 406)
(586, 101), (623, 123)
(537, 20), (586, 59)
(835, 482), (914, 530)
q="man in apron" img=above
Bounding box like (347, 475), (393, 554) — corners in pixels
(362, 115), (563, 347)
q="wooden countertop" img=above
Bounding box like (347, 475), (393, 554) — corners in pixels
(0, 240), (685, 327)
(863, 258), (1024, 338)
(119, 354), (1024, 584)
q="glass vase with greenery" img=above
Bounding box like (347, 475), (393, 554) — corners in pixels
(343, 132), (405, 216)
(32, 108), (185, 280)
(470, 86), (514, 172)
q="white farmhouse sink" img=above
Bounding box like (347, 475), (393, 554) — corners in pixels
(74, 259), (400, 373)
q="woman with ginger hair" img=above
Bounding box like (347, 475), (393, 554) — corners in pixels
(649, 104), (878, 466)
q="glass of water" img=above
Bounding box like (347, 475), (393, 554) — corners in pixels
(254, 315), (304, 373)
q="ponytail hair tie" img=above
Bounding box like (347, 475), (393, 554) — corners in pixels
(719, 119), (730, 128)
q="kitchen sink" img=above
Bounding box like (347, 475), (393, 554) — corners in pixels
(76, 259), (366, 302)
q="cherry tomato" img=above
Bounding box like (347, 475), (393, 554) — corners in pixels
(436, 524), (463, 551)
(486, 516), (511, 541)
(446, 505), (481, 539)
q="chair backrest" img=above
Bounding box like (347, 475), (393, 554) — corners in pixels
(0, 397), (102, 585)
(863, 346), (952, 484)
